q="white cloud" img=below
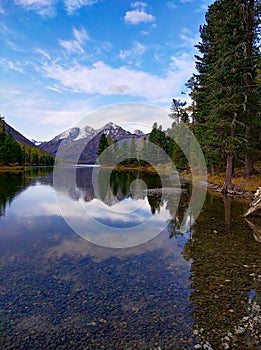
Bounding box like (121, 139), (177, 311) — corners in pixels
(0, 85), (97, 139)
(119, 41), (146, 62)
(170, 52), (194, 72)
(58, 27), (90, 54)
(198, 3), (209, 12)
(14, 0), (57, 16)
(180, 0), (210, 11)
(131, 1), (147, 8)
(0, 1), (5, 14)
(77, 103), (172, 131)
(167, 2), (177, 9)
(35, 48), (51, 60)
(119, 49), (131, 60)
(124, 9), (155, 25)
(40, 54), (194, 103)
(63, 0), (100, 15)
(36, 106), (93, 128)
(179, 27), (199, 48)
(0, 58), (24, 73)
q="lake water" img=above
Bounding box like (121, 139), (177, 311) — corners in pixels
(0, 167), (260, 349)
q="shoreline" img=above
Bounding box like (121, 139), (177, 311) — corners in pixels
(0, 165), (30, 173)
(1, 163), (259, 199)
(207, 173), (260, 199)
(101, 163), (260, 199)
(101, 163), (175, 174)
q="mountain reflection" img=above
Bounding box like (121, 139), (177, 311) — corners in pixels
(0, 166), (191, 239)
(53, 166), (190, 239)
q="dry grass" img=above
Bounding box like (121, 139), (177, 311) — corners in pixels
(208, 162), (261, 193)
(231, 174), (261, 192)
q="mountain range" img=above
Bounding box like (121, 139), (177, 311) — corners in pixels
(43, 122), (146, 164)
(5, 121), (145, 164)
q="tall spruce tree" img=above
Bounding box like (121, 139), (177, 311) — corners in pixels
(97, 133), (109, 164)
(148, 123), (168, 163)
(240, 0), (261, 178)
(191, 0), (260, 191)
(98, 134), (109, 156)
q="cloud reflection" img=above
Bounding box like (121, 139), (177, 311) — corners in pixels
(56, 190), (173, 248)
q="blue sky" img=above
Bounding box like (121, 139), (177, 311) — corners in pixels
(0, 0), (211, 141)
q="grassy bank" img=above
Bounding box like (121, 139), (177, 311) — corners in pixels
(208, 161), (261, 194)
(208, 172), (261, 193)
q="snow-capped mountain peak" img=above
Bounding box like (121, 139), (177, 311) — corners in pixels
(133, 129), (144, 137)
(74, 126), (95, 141)
(39, 122), (141, 162)
(53, 127), (80, 142)
(31, 139), (42, 146)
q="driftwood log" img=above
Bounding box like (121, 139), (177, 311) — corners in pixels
(243, 187), (261, 217)
(245, 219), (261, 243)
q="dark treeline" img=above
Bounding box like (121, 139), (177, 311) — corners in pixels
(0, 118), (54, 166)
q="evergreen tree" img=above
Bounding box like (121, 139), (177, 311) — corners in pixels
(97, 133), (109, 164)
(169, 99), (189, 124)
(119, 140), (129, 165)
(32, 152), (39, 165)
(0, 132), (6, 163)
(168, 125), (189, 170)
(240, 0), (261, 178)
(0, 133), (22, 164)
(190, 0), (260, 191)
(128, 137), (137, 164)
(112, 139), (120, 164)
(148, 123), (168, 164)
(0, 122), (54, 166)
(138, 137), (148, 166)
(98, 133), (109, 156)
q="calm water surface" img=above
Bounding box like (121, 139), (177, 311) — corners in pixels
(0, 167), (260, 349)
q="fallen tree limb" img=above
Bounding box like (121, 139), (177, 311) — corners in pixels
(243, 187), (261, 217)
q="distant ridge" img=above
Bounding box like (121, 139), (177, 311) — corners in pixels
(39, 122), (144, 164)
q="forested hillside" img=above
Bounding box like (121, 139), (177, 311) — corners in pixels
(0, 117), (54, 166)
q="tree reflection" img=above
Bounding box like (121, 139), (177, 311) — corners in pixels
(0, 168), (53, 217)
(183, 192), (261, 348)
(74, 168), (190, 232)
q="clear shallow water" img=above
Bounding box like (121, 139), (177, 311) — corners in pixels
(0, 167), (260, 349)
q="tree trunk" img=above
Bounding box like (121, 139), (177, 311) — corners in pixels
(222, 121), (236, 193)
(211, 163), (215, 176)
(242, 1), (256, 179)
(245, 151), (254, 179)
(245, 124), (255, 179)
(222, 150), (234, 193)
(224, 195), (232, 233)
